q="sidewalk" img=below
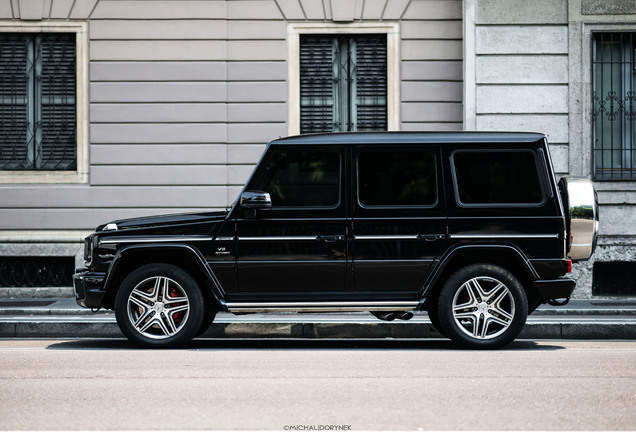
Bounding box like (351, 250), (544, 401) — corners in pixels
(0, 295), (635, 340)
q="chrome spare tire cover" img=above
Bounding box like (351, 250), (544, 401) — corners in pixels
(560, 176), (599, 261)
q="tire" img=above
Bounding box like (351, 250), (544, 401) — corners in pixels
(426, 294), (446, 337)
(196, 305), (218, 337)
(115, 263), (205, 348)
(437, 264), (528, 349)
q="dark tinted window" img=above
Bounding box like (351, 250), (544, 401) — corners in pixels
(358, 150), (437, 207)
(252, 148), (340, 207)
(452, 150), (544, 205)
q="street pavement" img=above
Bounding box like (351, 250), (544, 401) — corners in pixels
(0, 339), (634, 430)
(0, 296), (635, 340)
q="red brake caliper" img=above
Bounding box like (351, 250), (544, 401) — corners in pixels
(169, 287), (185, 325)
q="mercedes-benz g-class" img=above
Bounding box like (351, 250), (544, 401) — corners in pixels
(74, 132), (598, 348)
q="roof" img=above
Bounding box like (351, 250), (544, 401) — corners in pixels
(270, 131), (547, 145)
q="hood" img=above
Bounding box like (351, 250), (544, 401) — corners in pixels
(96, 211), (228, 232)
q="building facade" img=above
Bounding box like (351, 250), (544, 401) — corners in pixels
(465, 0), (636, 296)
(0, 0), (633, 297)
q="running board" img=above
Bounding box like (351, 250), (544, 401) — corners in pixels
(225, 301), (419, 313)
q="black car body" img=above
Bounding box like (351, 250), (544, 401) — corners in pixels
(74, 132), (599, 348)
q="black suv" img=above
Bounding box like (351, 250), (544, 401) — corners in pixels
(73, 132), (598, 349)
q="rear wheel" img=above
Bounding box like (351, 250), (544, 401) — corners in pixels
(437, 264), (528, 349)
(115, 263), (205, 348)
(426, 293), (446, 337)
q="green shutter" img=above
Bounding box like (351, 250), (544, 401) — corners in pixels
(300, 36), (335, 134)
(0, 35), (30, 169)
(39, 34), (76, 170)
(299, 34), (387, 134)
(0, 33), (76, 171)
(353, 36), (387, 131)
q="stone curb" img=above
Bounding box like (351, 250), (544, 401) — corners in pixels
(1, 318), (635, 340)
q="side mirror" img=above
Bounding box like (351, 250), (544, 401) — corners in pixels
(240, 190), (272, 209)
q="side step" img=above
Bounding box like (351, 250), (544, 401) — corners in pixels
(225, 301), (419, 314)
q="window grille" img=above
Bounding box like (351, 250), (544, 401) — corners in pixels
(592, 32), (636, 180)
(300, 34), (387, 133)
(0, 33), (76, 171)
(0, 257), (74, 287)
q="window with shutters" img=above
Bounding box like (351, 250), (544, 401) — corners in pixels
(0, 33), (76, 172)
(299, 34), (387, 133)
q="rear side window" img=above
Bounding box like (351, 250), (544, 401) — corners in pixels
(451, 150), (544, 206)
(357, 149), (437, 207)
(251, 148), (340, 208)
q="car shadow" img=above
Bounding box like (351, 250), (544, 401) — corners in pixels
(45, 338), (566, 351)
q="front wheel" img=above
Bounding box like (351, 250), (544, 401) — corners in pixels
(115, 264), (205, 348)
(437, 264), (528, 349)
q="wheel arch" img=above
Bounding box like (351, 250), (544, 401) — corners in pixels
(420, 244), (541, 311)
(101, 244), (225, 311)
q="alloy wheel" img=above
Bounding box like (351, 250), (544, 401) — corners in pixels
(126, 276), (190, 340)
(451, 276), (515, 340)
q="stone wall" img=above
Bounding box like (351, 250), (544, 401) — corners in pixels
(466, 0), (636, 297)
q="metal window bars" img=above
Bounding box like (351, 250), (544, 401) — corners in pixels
(0, 257), (74, 287)
(592, 32), (636, 180)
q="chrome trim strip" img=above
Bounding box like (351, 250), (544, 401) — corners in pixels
(238, 236), (319, 241)
(449, 234), (559, 240)
(237, 260), (344, 264)
(355, 259), (435, 263)
(354, 235), (419, 240)
(226, 301), (419, 313)
(214, 236), (235, 241)
(100, 236), (213, 244)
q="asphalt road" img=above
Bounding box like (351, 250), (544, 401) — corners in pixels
(0, 339), (634, 431)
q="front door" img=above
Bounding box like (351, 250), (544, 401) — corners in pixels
(233, 144), (347, 300)
(351, 145), (447, 298)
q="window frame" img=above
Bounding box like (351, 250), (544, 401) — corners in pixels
(578, 24), (636, 184)
(287, 22), (400, 136)
(450, 149), (547, 208)
(0, 22), (88, 184)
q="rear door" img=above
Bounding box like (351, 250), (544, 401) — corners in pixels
(444, 144), (562, 260)
(351, 145), (447, 298)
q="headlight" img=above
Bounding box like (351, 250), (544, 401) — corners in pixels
(84, 234), (99, 266)
(84, 236), (92, 265)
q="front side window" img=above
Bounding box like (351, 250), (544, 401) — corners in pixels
(592, 32), (636, 180)
(300, 34), (387, 133)
(452, 150), (544, 206)
(251, 148), (340, 208)
(357, 149), (437, 207)
(0, 33), (76, 171)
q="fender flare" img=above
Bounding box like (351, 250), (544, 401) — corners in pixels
(102, 243), (227, 310)
(418, 243), (539, 303)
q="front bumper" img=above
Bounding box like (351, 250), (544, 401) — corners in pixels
(73, 269), (107, 309)
(534, 277), (576, 301)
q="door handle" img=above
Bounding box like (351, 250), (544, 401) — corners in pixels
(320, 235), (344, 242)
(419, 234), (445, 241)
